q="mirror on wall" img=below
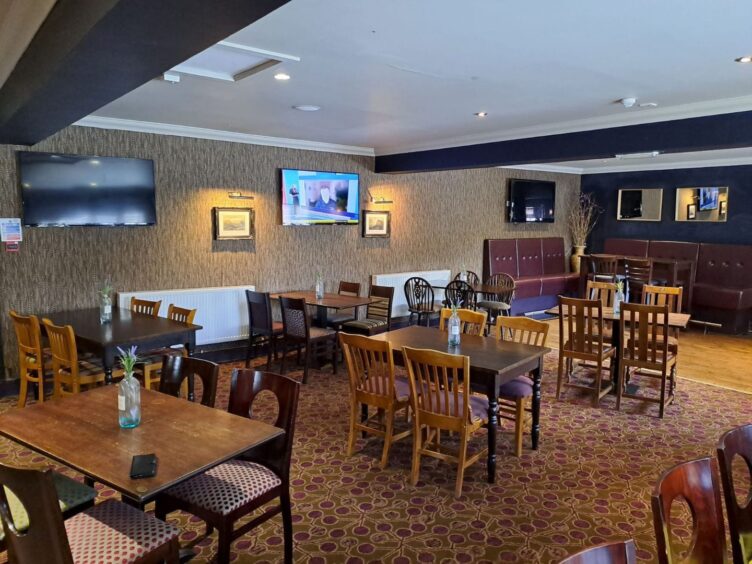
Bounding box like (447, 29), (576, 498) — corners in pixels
(675, 186), (729, 222)
(616, 188), (663, 221)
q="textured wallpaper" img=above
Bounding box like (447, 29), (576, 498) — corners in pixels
(0, 126), (580, 378)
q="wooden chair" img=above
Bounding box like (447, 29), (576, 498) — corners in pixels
(443, 280), (477, 309)
(624, 258), (653, 304)
(438, 308), (487, 336)
(495, 317), (549, 456)
(559, 540), (637, 564)
(341, 284), (394, 336)
(279, 296), (337, 384)
(717, 424), (752, 564)
(404, 277), (441, 326)
(245, 290), (284, 370)
(339, 333), (411, 468)
(139, 304), (198, 390)
(589, 255), (619, 283)
(0, 463), (179, 564)
(156, 370), (300, 564)
(651, 457), (726, 564)
(158, 355), (219, 407)
(327, 281), (362, 330)
(130, 297), (161, 317)
(556, 296), (615, 406)
(42, 319), (120, 397)
(616, 303), (677, 418)
(643, 285), (683, 354)
(454, 270), (480, 287)
(9, 311), (50, 407)
(402, 346), (489, 497)
(477, 273), (515, 329)
(585, 280), (617, 307)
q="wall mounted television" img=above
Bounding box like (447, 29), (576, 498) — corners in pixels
(507, 179), (555, 223)
(18, 151), (156, 227)
(281, 168), (359, 225)
(697, 187), (719, 211)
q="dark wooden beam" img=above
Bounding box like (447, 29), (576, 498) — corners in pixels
(0, 0), (291, 145)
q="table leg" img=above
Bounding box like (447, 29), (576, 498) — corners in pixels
(531, 361), (542, 450)
(103, 349), (116, 385)
(185, 339), (196, 402)
(486, 381), (498, 484)
(610, 321), (621, 391)
(361, 404), (368, 439)
(315, 306), (329, 327)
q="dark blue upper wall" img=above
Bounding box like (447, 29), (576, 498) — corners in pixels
(582, 164), (752, 252)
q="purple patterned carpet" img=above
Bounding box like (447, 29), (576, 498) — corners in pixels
(0, 352), (749, 563)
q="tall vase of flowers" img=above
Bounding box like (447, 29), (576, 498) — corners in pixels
(568, 193), (601, 273)
(117, 346), (141, 429)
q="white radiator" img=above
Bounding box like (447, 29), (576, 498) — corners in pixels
(117, 285), (255, 346)
(371, 270), (451, 317)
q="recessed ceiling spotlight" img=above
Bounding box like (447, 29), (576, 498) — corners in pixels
(474, 111), (488, 117)
(293, 105), (321, 112)
(735, 55), (752, 63)
(274, 72), (291, 81)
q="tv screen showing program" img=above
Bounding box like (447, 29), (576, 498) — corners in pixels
(698, 187), (719, 211)
(281, 169), (359, 225)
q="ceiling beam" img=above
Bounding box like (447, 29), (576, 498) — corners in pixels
(374, 110), (752, 174)
(0, 0), (291, 145)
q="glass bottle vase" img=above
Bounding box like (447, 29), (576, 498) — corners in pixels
(315, 276), (325, 300)
(118, 372), (141, 429)
(99, 292), (112, 324)
(614, 290), (625, 315)
(448, 309), (461, 347)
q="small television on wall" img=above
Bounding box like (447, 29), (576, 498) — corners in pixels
(507, 179), (555, 223)
(18, 151), (156, 226)
(281, 168), (359, 225)
(698, 187), (719, 211)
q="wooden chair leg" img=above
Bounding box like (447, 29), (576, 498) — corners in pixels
(216, 521), (232, 564)
(280, 486), (294, 564)
(18, 375), (28, 408)
(410, 419), (422, 486)
(331, 338), (338, 375)
(455, 430), (469, 498)
(616, 360), (624, 411)
(302, 346), (311, 385)
(380, 407), (394, 469)
(36, 374), (45, 403)
(659, 369), (667, 419)
(593, 358), (603, 407)
(266, 337), (274, 371)
(245, 336), (253, 368)
(347, 400), (359, 457)
(165, 536), (180, 564)
(556, 354), (565, 400)
(514, 400), (524, 457)
(279, 341), (288, 375)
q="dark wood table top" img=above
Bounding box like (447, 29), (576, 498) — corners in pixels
(271, 291), (378, 310)
(43, 307), (202, 348)
(370, 325), (550, 376)
(545, 306), (690, 328)
(0, 386), (282, 503)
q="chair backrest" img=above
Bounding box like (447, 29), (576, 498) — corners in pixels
(402, 346), (472, 429)
(643, 285), (683, 313)
(495, 316), (549, 345)
(438, 308), (487, 335)
(559, 540), (637, 564)
(716, 424), (752, 564)
(227, 369), (300, 481)
(624, 258), (653, 303)
(454, 270), (480, 287)
(0, 464), (74, 563)
(338, 281), (361, 297)
(279, 296), (310, 341)
(558, 297), (605, 358)
(404, 277), (435, 312)
(166, 304), (196, 324)
(652, 457), (726, 564)
(619, 303), (670, 368)
(365, 284), (394, 329)
(246, 290), (274, 335)
(159, 355), (219, 407)
(9, 311), (44, 371)
(590, 255), (619, 281)
(130, 297), (161, 317)
(339, 333), (396, 405)
(444, 280), (476, 309)
(41, 319), (79, 393)
(482, 273), (516, 304)
(586, 280), (617, 307)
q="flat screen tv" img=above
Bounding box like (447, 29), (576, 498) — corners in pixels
(281, 169), (359, 225)
(698, 187), (719, 211)
(507, 179), (555, 223)
(18, 151), (156, 227)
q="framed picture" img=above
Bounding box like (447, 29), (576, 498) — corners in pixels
(686, 203), (697, 220)
(213, 207), (254, 240)
(362, 210), (391, 238)
(720, 200), (727, 215)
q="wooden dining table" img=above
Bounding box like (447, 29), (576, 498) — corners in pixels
(271, 291), (379, 326)
(371, 325), (550, 483)
(44, 307), (202, 384)
(0, 386), (283, 505)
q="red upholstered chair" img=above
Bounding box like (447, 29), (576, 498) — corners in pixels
(0, 464), (179, 564)
(716, 424), (752, 564)
(559, 539), (637, 564)
(156, 370), (300, 564)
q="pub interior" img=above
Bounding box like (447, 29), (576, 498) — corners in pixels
(0, 2), (751, 563)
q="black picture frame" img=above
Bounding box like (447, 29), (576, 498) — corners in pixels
(213, 207), (254, 240)
(362, 210), (391, 238)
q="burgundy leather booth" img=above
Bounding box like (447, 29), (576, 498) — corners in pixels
(483, 237), (578, 314)
(603, 238), (649, 257)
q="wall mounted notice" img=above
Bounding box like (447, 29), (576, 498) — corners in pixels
(0, 218), (22, 242)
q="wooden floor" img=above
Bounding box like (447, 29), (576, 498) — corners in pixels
(541, 318), (752, 394)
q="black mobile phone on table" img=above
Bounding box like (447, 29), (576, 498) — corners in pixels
(130, 453), (158, 479)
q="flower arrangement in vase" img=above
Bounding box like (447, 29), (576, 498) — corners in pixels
(567, 193), (601, 273)
(117, 346), (141, 429)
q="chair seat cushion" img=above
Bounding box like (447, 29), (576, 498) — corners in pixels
(165, 460), (282, 516)
(272, 321), (284, 334)
(65, 499), (179, 564)
(498, 376), (534, 399)
(420, 389), (489, 423)
(394, 375), (410, 401)
(309, 326), (337, 340)
(327, 312), (356, 326)
(477, 300), (511, 311)
(342, 318), (387, 331)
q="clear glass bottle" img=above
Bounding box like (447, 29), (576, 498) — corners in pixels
(118, 372), (141, 428)
(99, 291), (112, 324)
(315, 274), (325, 300)
(614, 286), (625, 315)
(448, 307), (461, 347)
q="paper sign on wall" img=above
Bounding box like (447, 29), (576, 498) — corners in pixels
(0, 218), (22, 242)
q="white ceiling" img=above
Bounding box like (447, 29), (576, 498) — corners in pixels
(87, 0), (752, 158)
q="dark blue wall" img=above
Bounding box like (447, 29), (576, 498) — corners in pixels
(582, 164), (752, 252)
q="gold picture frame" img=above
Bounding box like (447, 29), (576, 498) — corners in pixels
(213, 207), (254, 240)
(362, 210), (391, 238)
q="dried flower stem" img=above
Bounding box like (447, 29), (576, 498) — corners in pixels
(568, 193), (600, 247)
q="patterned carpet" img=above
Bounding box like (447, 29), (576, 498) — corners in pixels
(0, 352), (750, 563)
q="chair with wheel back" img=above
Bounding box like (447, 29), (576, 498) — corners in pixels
(404, 277), (440, 326)
(438, 308), (487, 336)
(341, 284), (394, 336)
(558, 540), (637, 564)
(454, 270), (480, 287)
(477, 273), (515, 330)
(717, 424), (752, 564)
(443, 280), (477, 310)
(158, 355), (219, 407)
(130, 297), (162, 317)
(9, 311), (49, 407)
(245, 290), (284, 370)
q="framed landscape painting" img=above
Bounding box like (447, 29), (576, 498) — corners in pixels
(213, 207), (254, 240)
(362, 210), (391, 238)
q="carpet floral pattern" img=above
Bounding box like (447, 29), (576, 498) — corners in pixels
(0, 352), (750, 563)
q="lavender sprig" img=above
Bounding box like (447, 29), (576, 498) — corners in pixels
(117, 345), (139, 373)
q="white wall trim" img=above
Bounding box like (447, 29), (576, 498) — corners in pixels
(74, 116), (376, 157)
(506, 154), (752, 175)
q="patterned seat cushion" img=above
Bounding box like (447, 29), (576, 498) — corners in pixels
(418, 389), (489, 423)
(498, 376), (534, 399)
(65, 499), (179, 564)
(477, 300), (511, 311)
(165, 460), (281, 516)
(309, 326), (336, 340)
(342, 318), (387, 331)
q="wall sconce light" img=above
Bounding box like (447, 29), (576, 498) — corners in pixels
(365, 188), (393, 205)
(228, 191), (254, 200)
